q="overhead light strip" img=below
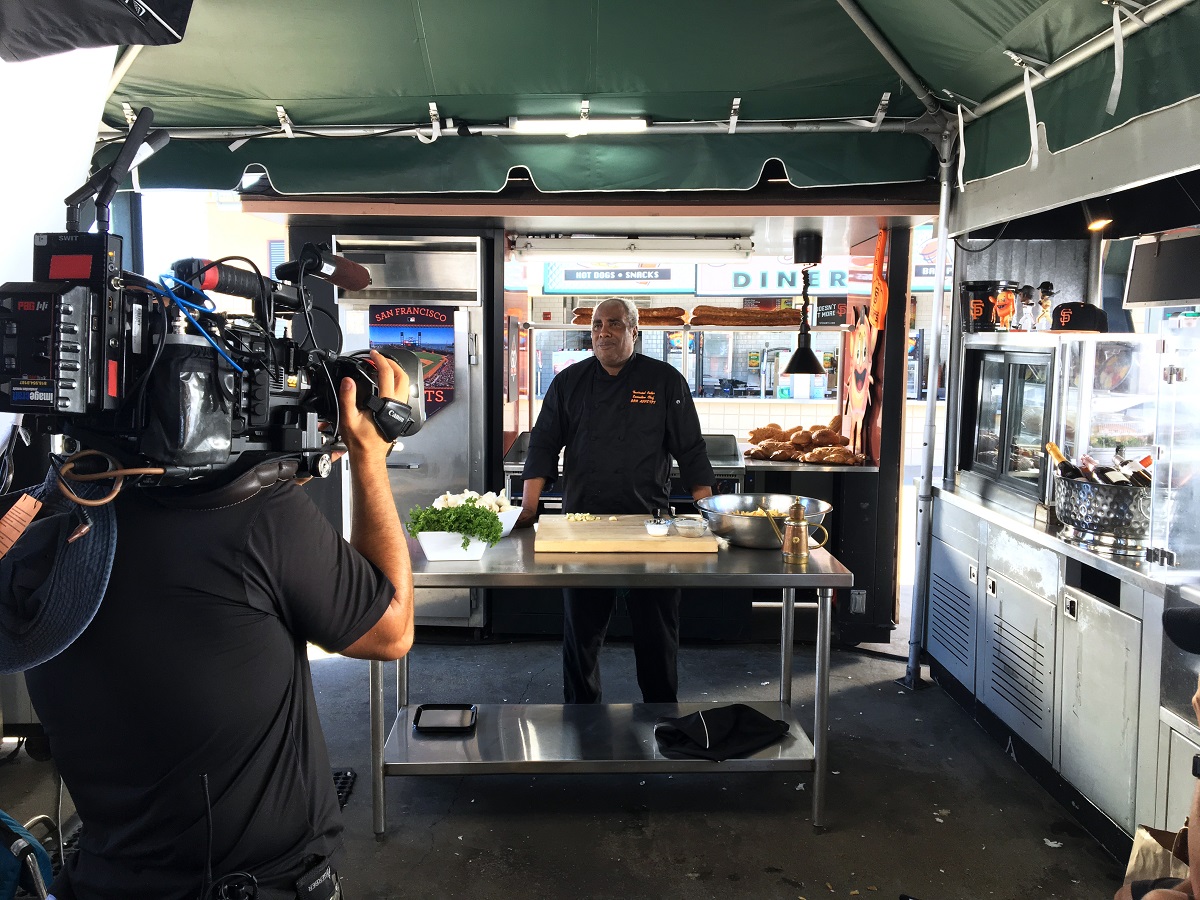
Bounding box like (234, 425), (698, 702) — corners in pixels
(507, 116), (648, 136)
(509, 235), (754, 261)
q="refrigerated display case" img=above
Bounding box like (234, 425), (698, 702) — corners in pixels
(956, 335), (1055, 506)
(952, 329), (1200, 570)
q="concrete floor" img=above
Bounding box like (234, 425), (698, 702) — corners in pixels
(1, 636), (1126, 900)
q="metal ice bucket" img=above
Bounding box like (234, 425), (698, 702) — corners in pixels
(1053, 475), (1151, 556)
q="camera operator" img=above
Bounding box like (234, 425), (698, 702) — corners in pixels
(23, 348), (415, 900)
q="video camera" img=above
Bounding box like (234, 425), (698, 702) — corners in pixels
(0, 107), (424, 485)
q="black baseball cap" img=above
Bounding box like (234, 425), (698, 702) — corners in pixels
(1050, 302), (1108, 332)
(1037, 281), (1056, 294)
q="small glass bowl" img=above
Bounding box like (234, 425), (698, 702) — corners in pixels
(644, 518), (671, 536)
(672, 516), (709, 538)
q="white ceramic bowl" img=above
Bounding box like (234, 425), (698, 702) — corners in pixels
(416, 531), (490, 560)
(498, 508), (521, 537)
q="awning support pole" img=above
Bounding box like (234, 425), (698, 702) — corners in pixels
(833, 0), (944, 117)
(902, 127), (956, 691)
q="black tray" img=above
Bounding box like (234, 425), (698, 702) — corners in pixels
(413, 703), (478, 734)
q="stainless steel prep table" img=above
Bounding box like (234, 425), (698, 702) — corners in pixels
(370, 528), (853, 834)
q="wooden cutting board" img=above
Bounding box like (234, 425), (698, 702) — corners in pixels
(534, 515), (718, 553)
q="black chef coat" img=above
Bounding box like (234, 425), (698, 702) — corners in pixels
(523, 354), (714, 514)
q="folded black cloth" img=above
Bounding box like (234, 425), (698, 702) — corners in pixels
(653, 703), (789, 761)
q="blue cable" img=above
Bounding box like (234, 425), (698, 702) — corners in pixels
(155, 274), (244, 374)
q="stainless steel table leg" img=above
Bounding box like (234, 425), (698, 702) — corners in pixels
(813, 586), (833, 828)
(398, 653), (408, 707)
(780, 586), (795, 704)
(371, 659), (385, 836)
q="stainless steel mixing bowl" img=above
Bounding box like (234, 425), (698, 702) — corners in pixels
(694, 493), (832, 549)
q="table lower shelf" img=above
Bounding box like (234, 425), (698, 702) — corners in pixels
(383, 701), (814, 775)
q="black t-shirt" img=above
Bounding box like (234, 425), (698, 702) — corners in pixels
(522, 354), (714, 514)
(25, 479), (393, 900)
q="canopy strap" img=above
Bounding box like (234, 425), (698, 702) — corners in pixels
(416, 102), (441, 144)
(1105, 0), (1148, 115)
(1022, 68), (1039, 170)
(1004, 50), (1047, 171)
(956, 103), (967, 192)
(728, 97), (741, 134)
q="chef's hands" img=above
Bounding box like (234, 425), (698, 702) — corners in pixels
(515, 477), (545, 529)
(340, 349), (412, 464)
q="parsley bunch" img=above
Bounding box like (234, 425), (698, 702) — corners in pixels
(407, 497), (502, 549)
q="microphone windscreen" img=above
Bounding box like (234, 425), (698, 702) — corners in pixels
(323, 254), (372, 292)
(1163, 607), (1200, 655)
(275, 247), (372, 291)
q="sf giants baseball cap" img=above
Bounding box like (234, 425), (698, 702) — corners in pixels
(1050, 302), (1108, 332)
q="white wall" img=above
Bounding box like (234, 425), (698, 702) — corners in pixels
(0, 47), (115, 284)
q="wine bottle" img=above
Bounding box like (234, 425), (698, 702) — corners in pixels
(1081, 454), (1133, 486)
(1118, 454), (1154, 487)
(1045, 442), (1085, 480)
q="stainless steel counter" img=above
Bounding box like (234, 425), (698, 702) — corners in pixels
(932, 483), (1196, 593)
(372, 528), (853, 834)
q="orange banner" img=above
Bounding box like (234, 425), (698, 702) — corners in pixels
(868, 228), (889, 330)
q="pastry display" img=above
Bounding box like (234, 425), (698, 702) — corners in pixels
(743, 416), (865, 465)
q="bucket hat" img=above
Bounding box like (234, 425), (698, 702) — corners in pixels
(0, 463), (117, 674)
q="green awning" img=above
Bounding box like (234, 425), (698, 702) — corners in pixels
(115, 131), (938, 194)
(74, 0), (1200, 194)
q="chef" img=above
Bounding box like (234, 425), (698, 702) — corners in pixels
(517, 297), (715, 704)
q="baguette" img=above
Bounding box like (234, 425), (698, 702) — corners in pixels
(689, 306), (806, 326)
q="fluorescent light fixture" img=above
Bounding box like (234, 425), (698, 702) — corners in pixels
(508, 116), (648, 137)
(509, 235), (754, 262)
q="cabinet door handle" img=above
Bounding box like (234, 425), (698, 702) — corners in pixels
(969, 564), (978, 585)
(986, 577), (997, 597)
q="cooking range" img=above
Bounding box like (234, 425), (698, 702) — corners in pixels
(502, 433), (744, 513)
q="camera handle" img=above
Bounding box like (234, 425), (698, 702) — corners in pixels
(362, 395), (416, 443)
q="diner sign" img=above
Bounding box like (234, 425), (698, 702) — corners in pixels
(542, 262), (695, 294)
(695, 259), (868, 297)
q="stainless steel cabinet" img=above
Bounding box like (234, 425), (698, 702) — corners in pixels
(1057, 586), (1141, 834)
(980, 569), (1057, 759)
(927, 536), (980, 693)
(1163, 727), (1200, 830)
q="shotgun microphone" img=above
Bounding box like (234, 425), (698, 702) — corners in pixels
(275, 244), (372, 292)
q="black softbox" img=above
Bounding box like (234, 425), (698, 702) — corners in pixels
(0, 0), (194, 62)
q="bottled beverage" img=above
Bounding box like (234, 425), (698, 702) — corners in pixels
(1081, 454), (1133, 486)
(1045, 442), (1085, 480)
(1114, 452), (1154, 487)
